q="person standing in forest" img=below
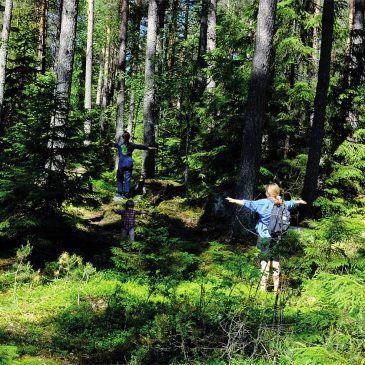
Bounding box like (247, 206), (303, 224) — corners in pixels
(114, 131), (156, 199)
(113, 199), (143, 241)
(226, 183), (306, 293)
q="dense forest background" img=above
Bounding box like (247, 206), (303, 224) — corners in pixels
(0, 0), (364, 364)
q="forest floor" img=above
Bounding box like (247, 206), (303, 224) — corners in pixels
(0, 177), (363, 365)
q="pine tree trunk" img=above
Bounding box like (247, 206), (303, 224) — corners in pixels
(53, 0), (64, 70)
(312, 0), (321, 61)
(84, 0), (94, 144)
(142, 0), (159, 178)
(194, 0), (208, 99)
(101, 27), (111, 107)
(206, 0), (217, 90)
(47, 0), (78, 172)
(230, 0), (277, 236)
(37, 0), (49, 73)
(84, 0), (94, 111)
(0, 0), (14, 122)
(302, 0), (335, 205)
(349, 0), (365, 87)
(127, 4), (142, 136)
(95, 49), (105, 106)
(115, 0), (129, 142)
(166, 0), (178, 70)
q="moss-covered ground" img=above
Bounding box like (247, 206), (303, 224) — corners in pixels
(0, 178), (364, 364)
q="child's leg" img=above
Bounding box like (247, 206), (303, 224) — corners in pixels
(129, 228), (135, 241)
(272, 260), (280, 292)
(121, 228), (128, 240)
(260, 260), (270, 291)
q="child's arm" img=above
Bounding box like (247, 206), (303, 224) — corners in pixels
(295, 199), (307, 205)
(113, 209), (124, 215)
(285, 199), (307, 210)
(225, 197), (244, 206)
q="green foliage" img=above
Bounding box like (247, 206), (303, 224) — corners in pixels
(0, 72), (87, 240)
(0, 345), (18, 365)
(315, 130), (365, 216)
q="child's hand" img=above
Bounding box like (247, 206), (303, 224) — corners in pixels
(225, 197), (235, 204)
(296, 199), (307, 205)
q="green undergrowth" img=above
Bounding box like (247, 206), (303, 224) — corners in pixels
(0, 190), (364, 364)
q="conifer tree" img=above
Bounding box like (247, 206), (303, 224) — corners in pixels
(231, 0), (277, 235)
(302, 0), (335, 205)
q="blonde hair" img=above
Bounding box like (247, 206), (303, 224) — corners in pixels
(265, 183), (283, 206)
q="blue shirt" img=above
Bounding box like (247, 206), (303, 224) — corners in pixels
(243, 198), (297, 238)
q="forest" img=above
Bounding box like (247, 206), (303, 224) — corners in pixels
(0, 0), (364, 364)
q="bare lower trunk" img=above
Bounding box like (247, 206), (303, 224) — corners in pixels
(142, 0), (159, 178)
(0, 0), (14, 122)
(230, 0), (277, 237)
(47, 0), (78, 172)
(302, 0), (335, 205)
(115, 0), (129, 142)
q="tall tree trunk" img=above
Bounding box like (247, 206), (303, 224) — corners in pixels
(37, 0), (49, 73)
(179, 0), (190, 66)
(115, 0), (129, 142)
(95, 49), (105, 106)
(194, 0), (208, 99)
(84, 0), (94, 110)
(142, 0), (159, 178)
(206, 0), (217, 90)
(101, 27), (111, 107)
(47, 0), (78, 172)
(230, 0), (277, 236)
(127, 3), (142, 136)
(53, 0), (64, 70)
(349, 0), (365, 88)
(302, 0), (335, 205)
(166, 0), (179, 70)
(0, 0), (14, 123)
(84, 0), (94, 143)
(312, 0), (321, 61)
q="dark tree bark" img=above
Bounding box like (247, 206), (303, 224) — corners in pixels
(115, 0), (129, 142)
(230, 0), (277, 236)
(194, 0), (209, 99)
(302, 0), (335, 205)
(37, 0), (49, 73)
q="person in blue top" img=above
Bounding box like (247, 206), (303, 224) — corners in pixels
(114, 131), (156, 199)
(226, 183), (306, 293)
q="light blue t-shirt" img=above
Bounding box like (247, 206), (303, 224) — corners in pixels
(243, 198), (297, 238)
